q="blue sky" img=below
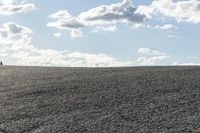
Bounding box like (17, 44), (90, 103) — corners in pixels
(0, 0), (200, 66)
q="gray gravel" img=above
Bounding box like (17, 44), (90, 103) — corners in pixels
(0, 66), (200, 133)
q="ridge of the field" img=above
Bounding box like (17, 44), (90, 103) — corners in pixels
(0, 66), (200, 133)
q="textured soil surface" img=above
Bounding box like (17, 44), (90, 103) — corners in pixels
(0, 66), (200, 133)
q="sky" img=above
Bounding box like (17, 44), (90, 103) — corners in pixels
(0, 0), (200, 67)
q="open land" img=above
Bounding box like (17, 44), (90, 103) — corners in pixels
(0, 66), (200, 132)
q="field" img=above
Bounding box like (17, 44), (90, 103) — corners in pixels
(0, 66), (200, 132)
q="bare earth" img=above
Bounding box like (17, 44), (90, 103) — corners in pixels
(0, 66), (200, 133)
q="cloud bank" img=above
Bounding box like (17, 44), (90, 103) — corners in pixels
(137, 48), (170, 65)
(0, 22), (170, 66)
(0, 22), (133, 67)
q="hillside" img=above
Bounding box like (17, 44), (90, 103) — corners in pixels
(0, 66), (200, 132)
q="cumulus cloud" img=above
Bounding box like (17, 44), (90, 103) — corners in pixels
(47, 9), (85, 30)
(78, 0), (146, 26)
(47, 11), (85, 37)
(0, 22), (32, 47)
(3, 22), (32, 34)
(136, 0), (200, 23)
(47, 0), (147, 37)
(0, 0), (36, 15)
(0, 22), (132, 67)
(137, 48), (170, 65)
(46, 18), (85, 30)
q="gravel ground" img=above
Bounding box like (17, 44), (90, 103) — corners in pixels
(0, 66), (200, 133)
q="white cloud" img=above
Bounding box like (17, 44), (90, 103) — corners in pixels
(173, 62), (200, 66)
(136, 0), (200, 23)
(155, 24), (176, 30)
(95, 26), (118, 32)
(1, 22), (172, 67)
(0, 22), (132, 67)
(137, 48), (151, 54)
(47, 16), (85, 38)
(0, 0), (36, 15)
(132, 23), (149, 29)
(78, 0), (146, 26)
(49, 10), (72, 19)
(3, 22), (32, 34)
(1, 22), (171, 67)
(70, 29), (83, 38)
(137, 48), (170, 65)
(0, 22), (32, 47)
(133, 23), (176, 30)
(0, 0), (13, 5)
(53, 33), (62, 37)
(47, 0), (147, 38)
(46, 18), (85, 30)
(11, 49), (133, 67)
(137, 56), (167, 65)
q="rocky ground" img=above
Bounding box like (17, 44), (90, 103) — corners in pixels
(0, 66), (200, 133)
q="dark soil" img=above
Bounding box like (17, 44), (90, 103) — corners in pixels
(0, 66), (200, 133)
